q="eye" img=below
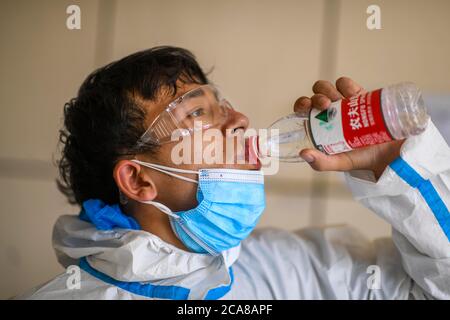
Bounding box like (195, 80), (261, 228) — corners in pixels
(188, 108), (205, 117)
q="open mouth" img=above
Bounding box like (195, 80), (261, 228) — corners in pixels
(245, 136), (262, 170)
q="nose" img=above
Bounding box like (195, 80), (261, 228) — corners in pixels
(222, 108), (249, 135)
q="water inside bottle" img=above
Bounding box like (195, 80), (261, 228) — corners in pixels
(257, 113), (314, 162)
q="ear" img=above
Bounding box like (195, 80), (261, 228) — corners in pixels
(113, 160), (157, 202)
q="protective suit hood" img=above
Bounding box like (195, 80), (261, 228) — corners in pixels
(52, 214), (239, 299)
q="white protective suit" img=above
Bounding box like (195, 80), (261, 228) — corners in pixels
(18, 120), (450, 300)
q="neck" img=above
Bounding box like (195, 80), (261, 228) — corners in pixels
(124, 201), (189, 252)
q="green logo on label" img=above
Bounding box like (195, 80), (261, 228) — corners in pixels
(315, 109), (329, 122)
(315, 107), (336, 131)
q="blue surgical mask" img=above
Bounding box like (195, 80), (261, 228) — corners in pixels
(131, 160), (266, 256)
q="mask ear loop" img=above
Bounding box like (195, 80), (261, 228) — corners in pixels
(130, 159), (200, 218)
(131, 159), (199, 184)
(140, 200), (180, 219)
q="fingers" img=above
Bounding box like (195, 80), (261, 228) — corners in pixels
(335, 76), (366, 98)
(299, 148), (354, 172)
(293, 77), (369, 172)
(293, 96), (311, 114)
(294, 79), (342, 114)
(294, 77), (365, 114)
(293, 95), (329, 114)
(311, 94), (331, 110)
(312, 80), (343, 101)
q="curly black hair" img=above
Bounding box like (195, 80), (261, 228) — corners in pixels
(57, 46), (209, 205)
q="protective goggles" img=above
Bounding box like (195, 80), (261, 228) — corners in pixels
(135, 84), (233, 146)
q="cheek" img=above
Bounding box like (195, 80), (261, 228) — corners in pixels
(195, 132), (246, 166)
(166, 132), (227, 167)
(165, 178), (199, 211)
(148, 144), (200, 211)
(155, 144), (175, 165)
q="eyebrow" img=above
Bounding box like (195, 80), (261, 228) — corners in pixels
(174, 85), (219, 105)
(184, 88), (206, 99)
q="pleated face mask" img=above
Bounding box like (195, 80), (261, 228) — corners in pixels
(131, 160), (266, 256)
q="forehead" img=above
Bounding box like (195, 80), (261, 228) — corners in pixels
(139, 82), (204, 127)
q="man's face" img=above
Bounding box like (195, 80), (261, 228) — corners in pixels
(137, 82), (260, 212)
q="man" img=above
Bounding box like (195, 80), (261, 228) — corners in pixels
(19, 46), (450, 299)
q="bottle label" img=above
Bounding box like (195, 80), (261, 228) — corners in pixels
(309, 89), (393, 155)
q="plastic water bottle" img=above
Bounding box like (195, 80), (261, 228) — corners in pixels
(252, 82), (429, 162)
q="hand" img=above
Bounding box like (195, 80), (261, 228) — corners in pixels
(294, 77), (404, 179)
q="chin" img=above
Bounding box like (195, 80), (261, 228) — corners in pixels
(228, 162), (262, 171)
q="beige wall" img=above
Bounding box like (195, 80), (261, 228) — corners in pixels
(0, 0), (100, 299)
(336, 0), (450, 92)
(1, 0), (449, 299)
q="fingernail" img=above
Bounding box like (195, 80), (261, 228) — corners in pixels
(301, 154), (315, 163)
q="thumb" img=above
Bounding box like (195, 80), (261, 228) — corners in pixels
(299, 149), (354, 172)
